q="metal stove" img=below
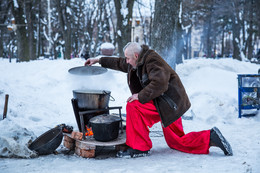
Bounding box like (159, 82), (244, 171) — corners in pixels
(71, 98), (123, 140)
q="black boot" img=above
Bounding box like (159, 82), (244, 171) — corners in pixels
(210, 127), (233, 156)
(116, 148), (150, 158)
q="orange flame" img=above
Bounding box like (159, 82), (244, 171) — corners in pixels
(85, 125), (93, 136)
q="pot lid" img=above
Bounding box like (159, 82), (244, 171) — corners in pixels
(89, 114), (121, 124)
(73, 89), (111, 95)
(68, 66), (107, 76)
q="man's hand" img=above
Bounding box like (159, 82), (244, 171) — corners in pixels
(127, 93), (139, 102)
(84, 58), (99, 66)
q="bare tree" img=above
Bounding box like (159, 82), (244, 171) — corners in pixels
(54, 0), (75, 59)
(151, 0), (181, 69)
(176, 14), (184, 64)
(2, 0), (259, 62)
(10, 0), (30, 62)
(25, 0), (37, 60)
(182, 0), (193, 59)
(241, 0), (258, 60)
(208, 0), (259, 60)
(108, 2), (117, 46)
(114, 0), (135, 57)
(0, 1), (10, 58)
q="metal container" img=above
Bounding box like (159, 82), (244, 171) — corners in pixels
(68, 66), (107, 76)
(28, 127), (63, 155)
(89, 114), (121, 142)
(73, 90), (112, 109)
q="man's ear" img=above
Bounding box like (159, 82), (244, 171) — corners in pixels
(134, 53), (139, 59)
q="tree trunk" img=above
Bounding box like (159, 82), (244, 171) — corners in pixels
(36, 0), (42, 58)
(213, 36), (217, 58)
(108, 2), (117, 47)
(65, 26), (72, 59)
(85, 6), (95, 57)
(152, 0), (181, 69)
(184, 31), (188, 60)
(93, 1), (104, 57)
(0, 1), (10, 58)
(114, 0), (135, 57)
(246, 0), (254, 60)
(25, 1), (36, 60)
(221, 28), (224, 57)
(232, 23), (241, 60)
(242, 6), (246, 57)
(206, 13), (212, 58)
(0, 30), (3, 58)
(149, 12), (153, 46)
(186, 27), (191, 59)
(53, 41), (58, 59)
(55, 0), (72, 59)
(11, 0), (30, 62)
(231, 1), (242, 61)
(176, 20), (184, 64)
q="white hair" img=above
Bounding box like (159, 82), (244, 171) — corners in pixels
(123, 42), (142, 57)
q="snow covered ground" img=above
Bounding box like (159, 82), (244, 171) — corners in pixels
(0, 57), (260, 173)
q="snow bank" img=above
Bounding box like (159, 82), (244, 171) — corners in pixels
(177, 58), (260, 125)
(0, 119), (37, 158)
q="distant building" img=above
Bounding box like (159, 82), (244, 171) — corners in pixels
(190, 27), (203, 58)
(131, 16), (151, 45)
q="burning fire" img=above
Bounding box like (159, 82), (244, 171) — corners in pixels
(85, 125), (93, 136)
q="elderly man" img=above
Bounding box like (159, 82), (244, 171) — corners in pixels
(85, 42), (233, 158)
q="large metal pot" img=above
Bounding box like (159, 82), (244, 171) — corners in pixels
(28, 127), (63, 155)
(73, 90), (113, 109)
(89, 114), (121, 142)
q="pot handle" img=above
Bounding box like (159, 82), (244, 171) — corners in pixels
(109, 95), (115, 101)
(103, 90), (115, 101)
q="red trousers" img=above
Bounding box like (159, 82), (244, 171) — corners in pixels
(125, 100), (211, 154)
